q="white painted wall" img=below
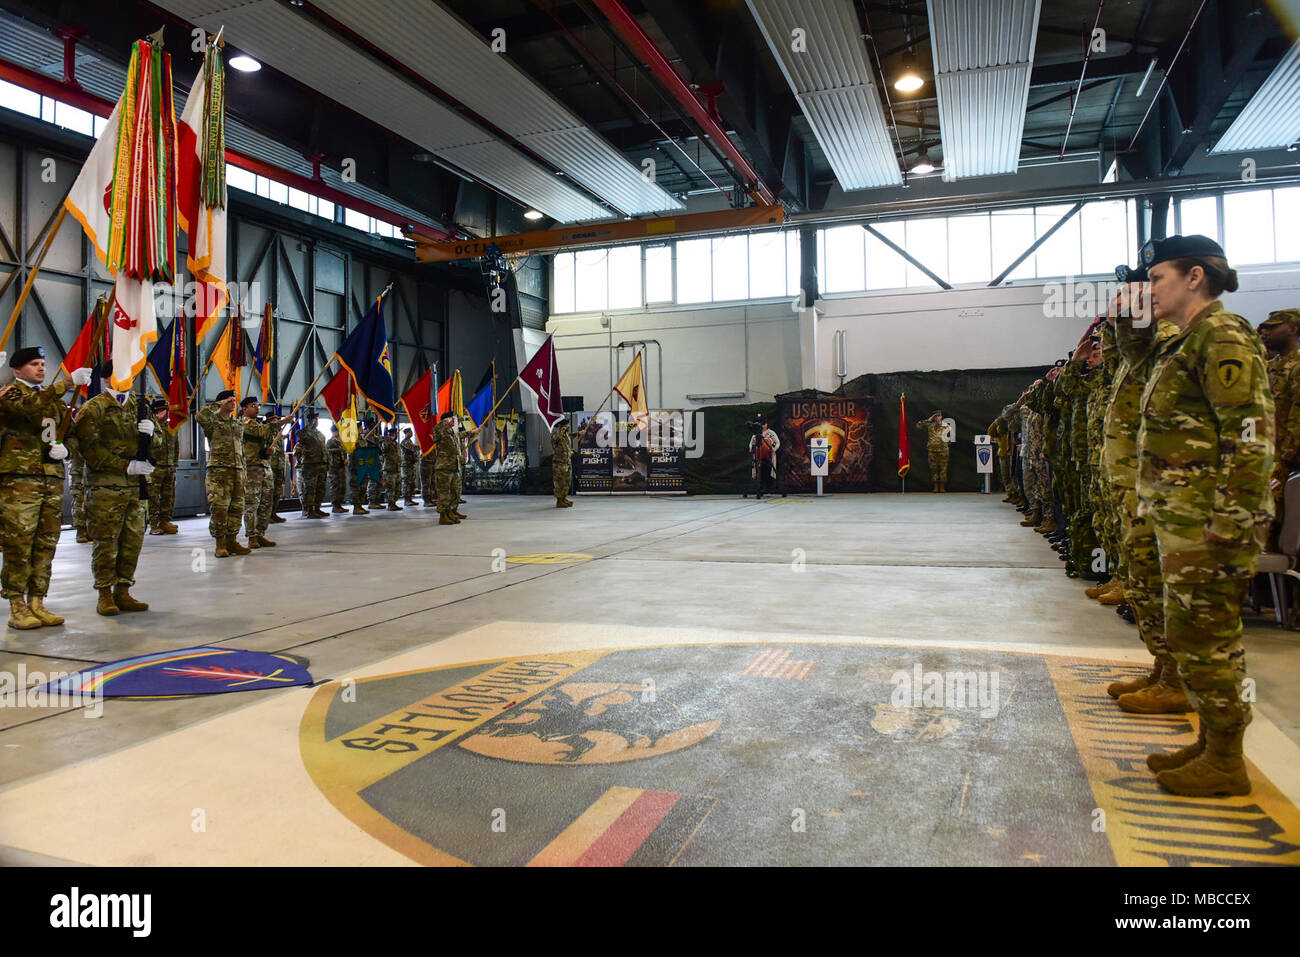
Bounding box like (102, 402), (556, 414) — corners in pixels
(547, 264), (1300, 409)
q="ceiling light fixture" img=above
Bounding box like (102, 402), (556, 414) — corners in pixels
(911, 150), (935, 175)
(894, 52), (923, 93)
(524, 209), (544, 220)
(229, 54), (261, 72)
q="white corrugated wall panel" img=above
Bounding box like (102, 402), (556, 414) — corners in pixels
(745, 0), (902, 190)
(927, 0), (1041, 181)
(1211, 39), (1300, 154)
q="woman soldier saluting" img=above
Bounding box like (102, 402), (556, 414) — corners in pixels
(1124, 235), (1273, 797)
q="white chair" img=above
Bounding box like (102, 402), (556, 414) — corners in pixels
(1255, 472), (1300, 625)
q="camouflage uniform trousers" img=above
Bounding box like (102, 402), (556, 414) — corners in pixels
(147, 467), (177, 528)
(1024, 453), (1049, 516)
(402, 467), (418, 502)
(353, 474), (383, 508)
(244, 465), (274, 537)
(86, 485), (145, 589)
(383, 465), (403, 505)
(1068, 467), (1099, 566)
(206, 467), (246, 538)
(301, 464), (327, 513)
(421, 457), (436, 503)
(1092, 472), (1123, 579)
(927, 446), (948, 487)
(329, 466), (349, 508)
(1119, 487), (1166, 659)
(554, 461), (572, 500)
(272, 473), (285, 515)
(435, 468), (461, 515)
(0, 475), (63, 599)
(69, 457), (86, 532)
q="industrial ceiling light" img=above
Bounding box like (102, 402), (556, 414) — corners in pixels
(524, 209), (544, 220)
(894, 52), (924, 93)
(911, 149), (935, 175)
(229, 54), (261, 72)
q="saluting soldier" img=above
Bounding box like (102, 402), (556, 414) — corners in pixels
(326, 424), (348, 514)
(65, 433), (89, 543)
(296, 409), (328, 518)
(197, 390), (249, 557)
(72, 379), (154, 616)
(1129, 236), (1273, 797)
(239, 398), (284, 549)
(552, 419), (573, 507)
(400, 427), (420, 505)
(914, 411), (949, 493)
(1256, 309), (1300, 537)
(269, 426), (288, 524)
(0, 347), (87, 628)
(146, 397), (180, 535)
(433, 411), (466, 524)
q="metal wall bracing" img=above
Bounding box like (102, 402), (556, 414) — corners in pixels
(0, 128), (449, 519)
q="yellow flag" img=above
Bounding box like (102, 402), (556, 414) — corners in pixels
(340, 391), (358, 454)
(614, 351), (648, 427)
(209, 317), (241, 395)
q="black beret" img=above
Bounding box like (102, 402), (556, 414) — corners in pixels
(239, 397), (259, 409)
(439, 411), (455, 421)
(8, 346), (44, 367)
(150, 398), (169, 411)
(215, 389), (236, 402)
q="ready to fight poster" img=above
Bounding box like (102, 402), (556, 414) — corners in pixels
(776, 395), (872, 492)
(573, 410), (686, 494)
(464, 413), (526, 492)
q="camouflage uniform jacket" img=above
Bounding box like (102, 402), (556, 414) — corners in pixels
(271, 434), (287, 478)
(400, 437), (419, 468)
(241, 417), (275, 472)
(150, 422), (180, 468)
(296, 427), (327, 467)
(914, 419), (946, 451)
(0, 379), (68, 477)
(1136, 301), (1274, 549)
(72, 391), (140, 488)
(1106, 319), (1180, 489)
(325, 436), (347, 470)
(552, 426), (572, 464)
(381, 432), (401, 471)
(433, 421), (460, 471)
(197, 403), (245, 469)
(1266, 349), (1300, 467)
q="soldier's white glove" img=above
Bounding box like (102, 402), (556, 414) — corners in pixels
(126, 460), (155, 476)
(137, 418), (156, 437)
(47, 442), (69, 461)
(70, 367), (93, 387)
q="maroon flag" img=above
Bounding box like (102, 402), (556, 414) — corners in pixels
(518, 335), (564, 429)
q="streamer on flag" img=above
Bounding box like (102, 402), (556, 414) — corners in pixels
(209, 309), (246, 395)
(898, 394), (910, 479)
(146, 318), (192, 431)
(177, 38), (228, 341)
(436, 369), (462, 426)
(252, 302), (274, 402)
(63, 37), (177, 389)
(518, 335), (564, 429)
(60, 298), (112, 399)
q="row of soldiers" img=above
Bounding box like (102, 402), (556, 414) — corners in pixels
(987, 234), (1288, 799)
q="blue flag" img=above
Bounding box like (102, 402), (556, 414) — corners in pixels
(147, 319), (175, 396)
(465, 381), (493, 428)
(335, 296), (396, 422)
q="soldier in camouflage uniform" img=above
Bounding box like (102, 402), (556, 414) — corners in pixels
(380, 425), (403, 510)
(352, 418), (383, 513)
(420, 446), (436, 508)
(295, 410), (328, 518)
(1257, 309), (1300, 540)
(0, 347), (85, 628)
(400, 428), (420, 505)
(552, 419), (573, 507)
(197, 390), (250, 558)
(1085, 323), (1124, 602)
(456, 421), (475, 505)
(1127, 236), (1272, 797)
(433, 411), (466, 524)
(240, 398), (283, 549)
(65, 436), (89, 543)
(1019, 381), (1051, 528)
(989, 410), (1017, 504)
(269, 428), (288, 524)
(147, 398), (180, 535)
(326, 425), (349, 513)
(914, 411), (949, 492)
(73, 384), (153, 616)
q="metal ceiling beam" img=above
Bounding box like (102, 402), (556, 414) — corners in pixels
(588, 0), (778, 205)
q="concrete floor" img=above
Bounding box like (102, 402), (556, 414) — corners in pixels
(1, 492), (1298, 866)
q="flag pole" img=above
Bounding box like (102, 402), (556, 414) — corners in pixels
(0, 208), (69, 352)
(287, 357), (339, 417)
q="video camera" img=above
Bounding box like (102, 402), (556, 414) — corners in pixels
(746, 419), (767, 438)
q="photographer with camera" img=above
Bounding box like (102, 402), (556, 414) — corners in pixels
(747, 416), (780, 499)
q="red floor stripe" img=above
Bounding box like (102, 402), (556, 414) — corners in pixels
(574, 790), (681, 867)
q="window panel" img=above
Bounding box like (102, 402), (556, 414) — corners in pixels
(288, 187), (311, 211)
(267, 180), (289, 205)
(226, 163), (256, 194)
(786, 230), (802, 296)
(645, 245), (672, 303)
(40, 97), (54, 123)
(608, 246), (641, 309)
(748, 231), (787, 299)
(947, 214), (992, 284)
(553, 252), (575, 314)
(865, 222), (907, 290)
(0, 79), (40, 117)
(990, 208), (1036, 282)
(317, 198), (334, 221)
(824, 225), (866, 292)
(55, 101), (93, 136)
(1178, 194), (1219, 242)
(1081, 201), (1129, 275)
(1276, 187), (1300, 263)
(1224, 190), (1275, 264)
(1034, 204), (1082, 279)
(257, 176), (273, 200)
(712, 235), (748, 302)
(676, 238), (711, 303)
(344, 207), (368, 231)
(574, 248), (609, 312)
(93, 115), (107, 139)
(904, 216), (947, 287)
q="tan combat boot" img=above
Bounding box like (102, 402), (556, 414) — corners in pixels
(560, 498), (573, 508)
(332, 505), (347, 514)
(438, 512), (458, 525)
(8, 598), (42, 630)
(255, 535), (276, 547)
(1097, 582), (1127, 606)
(353, 505), (369, 515)
(214, 536), (229, 558)
(1019, 510), (1041, 527)
(452, 510), (468, 519)
(149, 524), (164, 536)
(388, 503), (403, 511)
(1033, 516), (1058, 534)
(1156, 728), (1251, 796)
(1084, 579), (1113, 599)
(162, 522), (178, 534)
(1147, 721), (1207, 772)
(248, 536), (261, 549)
(226, 536), (251, 556)
(1118, 656), (1191, 714)
(26, 596), (64, 627)
(96, 588), (119, 617)
(1107, 659), (1160, 698)
(555, 498), (566, 508)
(75, 528), (90, 543)
(113, 585), (149, 612)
